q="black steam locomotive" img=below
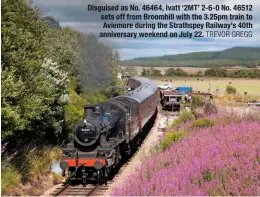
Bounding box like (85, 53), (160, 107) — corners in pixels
(60, 77), (159, 183)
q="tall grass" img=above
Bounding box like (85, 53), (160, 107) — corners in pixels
(1, 146), (62, 195)
(214, 94), (260, 106)
(190, 118), (215, 129)
(170, 110), (195, 128)
(1, 166), (21, 194)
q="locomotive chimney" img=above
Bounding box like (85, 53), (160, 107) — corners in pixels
(84, 105), (95, 118)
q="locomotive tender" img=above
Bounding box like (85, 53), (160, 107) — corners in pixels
(60, 77), (159, 183)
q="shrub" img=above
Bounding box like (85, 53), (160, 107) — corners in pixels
(192, 107), (204, 119)
(27, 151), (50, 176)
(191, 95), (206, 117)
(207, 110), (242, 126)
(27, 147), (63, 176)
(226, 85), (237, 94)
(191, 95), (205, 107)
(170, 110), (195, 128)
(160, 131), (188, 151)
(1, 166), (21, 194)
(84, 92), (107, 104)
(51, 173), (63, 184)
(1, 146), (62, 195)
(190, 118), (215, 129)
(203, 100), (218, 115)
(48, 147), (63, 160)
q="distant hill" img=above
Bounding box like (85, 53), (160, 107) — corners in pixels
(123, 47), (260, 68)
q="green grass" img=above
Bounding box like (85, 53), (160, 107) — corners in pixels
(190, 118), (215, 129)
(160, 131), (188, 151)
(170, 110), (195, 128)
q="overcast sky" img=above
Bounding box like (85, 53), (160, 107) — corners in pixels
(34, 0), (260, 60)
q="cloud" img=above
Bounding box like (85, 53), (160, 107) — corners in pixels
(34, 0), (260, 60)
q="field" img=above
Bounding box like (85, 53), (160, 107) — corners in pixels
(148, 76), (260, 96)
(121, 66), (260, 75)
(121, 66), (210, 75)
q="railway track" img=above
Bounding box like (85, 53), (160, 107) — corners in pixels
(51, 181), (113, 196)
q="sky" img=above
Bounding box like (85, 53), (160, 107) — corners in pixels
(34, 0), (260, 60)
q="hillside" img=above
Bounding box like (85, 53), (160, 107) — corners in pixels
(113, 108), (260, 196)
(123, 47), (260, 67)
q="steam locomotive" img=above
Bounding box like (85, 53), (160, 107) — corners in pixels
(59, 77), (159, 183)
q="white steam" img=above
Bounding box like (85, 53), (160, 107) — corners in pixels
(51, 160), (62, 174)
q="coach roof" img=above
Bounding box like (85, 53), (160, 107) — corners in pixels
(111, 76), (158, 103)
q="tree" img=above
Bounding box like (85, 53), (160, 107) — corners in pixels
(150, 68), (162, 76)
(164, 68), (188, 76)
(141, 68), (147, 76)
(1, 0), (127, 144)
(2, 0), (53, 140)
(44, 27), (80, 76)
(141, 68), (161, 76)
(63, 81), (85, 137)
(102, 50), (125, 97)
(174, 68), (189, 76)
(1, 0), (80, 142)
(205, 68), (227, 77)
(226, 85), (237, 94)
(228, 69), (260, 79)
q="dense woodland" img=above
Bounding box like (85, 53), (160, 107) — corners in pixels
(125, 47), (260, 68)
(1, 0), (125, 147)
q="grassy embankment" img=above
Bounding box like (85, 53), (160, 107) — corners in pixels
(1, 147), (63, 195)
